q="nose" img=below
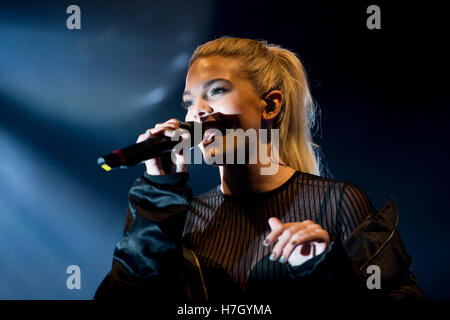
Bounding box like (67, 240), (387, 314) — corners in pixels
(191, 100), (214, 120)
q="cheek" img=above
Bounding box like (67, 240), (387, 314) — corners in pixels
(183, 94), (262, 130)
(214, 96), (243, 115)
(236, 108), (261, 131)
(222, 97), (261, 129)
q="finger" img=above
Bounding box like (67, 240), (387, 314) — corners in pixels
(166, 118), (180, 125)
(263, 217), (284, 246)
(137, 128), (162, 143)
(272, 222), (316, 262)
(264, 219), (311, 247)
(264, 219), (312, 246)
(280, 237), (302, 263)
(281, 225), (320, 262)
(179, 128), (192, 141)
(172, 133), (190, 163)
(157, 119), (180, 131)
(268, 217), (282, 230)
(149, 124), (178, 136)
(153, 123), (177, 136)
(270, 225), (300, 262)
(290, 227), (330, 247)
(137, 123), (178, 143)
(150, 124), (174, 131)
(137, 133), (147, 143)
(170, 127), (191, 142)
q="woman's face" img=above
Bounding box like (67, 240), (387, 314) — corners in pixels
(183, 56), (266, 164)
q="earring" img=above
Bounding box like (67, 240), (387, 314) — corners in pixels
(265, 99), (276, 112)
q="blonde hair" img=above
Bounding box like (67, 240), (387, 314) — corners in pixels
(189, 37), (323, 176)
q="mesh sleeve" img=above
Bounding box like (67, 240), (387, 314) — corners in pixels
(337, 182), (376, 241)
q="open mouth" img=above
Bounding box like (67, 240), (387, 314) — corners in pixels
(201, 119), (229, 147)
(202, 129), (218, 146)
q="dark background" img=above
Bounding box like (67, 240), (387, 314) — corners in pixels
(0, 0), (448, 299)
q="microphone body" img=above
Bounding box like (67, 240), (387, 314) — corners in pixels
(97, 121), (201, 171)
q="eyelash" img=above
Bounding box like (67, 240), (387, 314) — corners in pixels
(210, 87), (229, 95)
(181, 87), (229, 109)
(181, 101), (192, 109)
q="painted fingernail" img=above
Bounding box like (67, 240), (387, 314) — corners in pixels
(279, 255), (286, 263)
(269, 253), (276, 261)
(263, 238), (269, 246)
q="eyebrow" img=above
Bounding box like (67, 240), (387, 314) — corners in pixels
(182, 78), (232, 97)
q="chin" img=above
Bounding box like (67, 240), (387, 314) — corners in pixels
(202, 145), (225, 166)
(201, 135), (248, 166)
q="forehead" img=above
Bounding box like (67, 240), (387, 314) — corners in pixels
(185, 56), (244, 88)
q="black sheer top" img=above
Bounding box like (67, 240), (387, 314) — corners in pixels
(182, 170), (375, 293)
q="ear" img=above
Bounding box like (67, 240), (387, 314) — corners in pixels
(261, 90), (283, 122)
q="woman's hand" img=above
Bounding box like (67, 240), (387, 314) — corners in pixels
(263, 217), (330, 266)
(137, 118), (190, 175)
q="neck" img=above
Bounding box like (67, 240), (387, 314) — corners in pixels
(219, 163), (296, 196)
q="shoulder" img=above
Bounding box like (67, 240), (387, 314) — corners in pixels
(297, 171), (375, 212)
(188, 185), (223, 210)
(300, 171), (369, 195)
(335, 180), (376, 226)
(294, 170), (347, 192)
(338, 181), (374, 208)
(195, 185), (222, 201)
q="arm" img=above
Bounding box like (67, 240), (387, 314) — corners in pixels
(286, 183), (425, 301)
(94, 172), (192, 300)
(286, 231), (425, 301)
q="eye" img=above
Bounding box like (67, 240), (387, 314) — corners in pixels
(181, 100), (193, 109)
(210, 87), (229, 95)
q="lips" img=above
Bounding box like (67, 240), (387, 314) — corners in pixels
(202, 129), (218, 146)
(201, 119), (228, 147)
(201, 119), (227, 133)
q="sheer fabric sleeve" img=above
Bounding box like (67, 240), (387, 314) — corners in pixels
(337, 182), (376, 242)
(94, 172), (192, 301)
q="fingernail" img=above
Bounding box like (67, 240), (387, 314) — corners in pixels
(279, 255), (286, 263)
(269, 252), (276, 261)
(263, 238), (269, 246)
(146, 131), (151, 136)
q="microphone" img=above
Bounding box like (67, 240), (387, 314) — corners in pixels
(97, 121), (202, 171)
